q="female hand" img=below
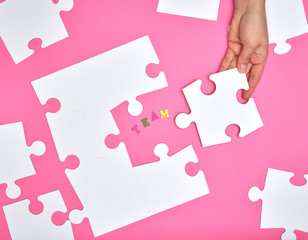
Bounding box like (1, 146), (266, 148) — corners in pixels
(219, 0), (269, 99)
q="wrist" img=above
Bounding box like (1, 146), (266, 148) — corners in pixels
(234, 0), (266, 15)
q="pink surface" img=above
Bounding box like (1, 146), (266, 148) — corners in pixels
(1, 0), (308, 239)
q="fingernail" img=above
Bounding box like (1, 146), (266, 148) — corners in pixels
(239, 64), (247, 73)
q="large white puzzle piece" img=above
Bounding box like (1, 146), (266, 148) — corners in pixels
(266, 0), (308, 54)
(67, 113), (151, 237)
(0, 122), (45, 199)
(134, 144), (209, 215)
(0, 0), (74, 64)
(249, 168), (308, 240)
(157, 0), (220, 21)
(32, 35), (167, 134)
(3, 190), (74, 240)
(175, 68), (263, 147)
(31, 36), (168, 236)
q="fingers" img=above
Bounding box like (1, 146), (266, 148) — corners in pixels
(219, 48), (236, 72)
(229, 56), (238, 69)
(242, 62), (265, 99)
(237, 43), (256, 74)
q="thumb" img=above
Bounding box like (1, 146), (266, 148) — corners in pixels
(237, 43), (255, 74)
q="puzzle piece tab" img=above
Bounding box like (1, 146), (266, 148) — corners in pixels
(266, 0), (308, 54)
(0, 122), (45, 199)
(175, 68), (263, 147)
(0, 0), (74, 63)
(133, 144), (209, 215)
(157, 0), (220, 21)
(249, 168), (308, 240)
(3, 190), (74, 239)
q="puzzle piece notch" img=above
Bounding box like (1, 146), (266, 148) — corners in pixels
(176, 68), (263, 147)
(0, 122), (46, 199)
(225, 124), (241, 141)
(3, 190), (74, 239)
(104, 132), (120, 149)
(146, 62), (162, 79)
(134, 143), (209, 215)
(28, 197), (44, 215)
(185, 158), (204, 177)
(248, 168), (308, 240)
(290, 174), (307, 187)
(200, 76), (216, 96)
(0, 0), (74, 63)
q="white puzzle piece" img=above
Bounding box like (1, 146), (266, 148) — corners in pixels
(249, 168), (308, 240)
(67, 113), (151, 237)
(157, 0), (220, 21)
(0, 0), (74, 64)
(32, 35), (167, 131)
(175, 68), (263, 147)
(134, 144), (209, 215)
(3, 190), (74, 240)
(0, 122), (45, 199)
(266, 0), (308, 54)
(31, 35), (167, 236)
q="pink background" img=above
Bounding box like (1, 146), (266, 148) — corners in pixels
(1, 0), (308, 239)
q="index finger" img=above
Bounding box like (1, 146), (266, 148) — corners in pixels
(242, 62), (265, 99)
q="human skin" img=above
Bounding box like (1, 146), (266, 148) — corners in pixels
(219, 0), (269, 99)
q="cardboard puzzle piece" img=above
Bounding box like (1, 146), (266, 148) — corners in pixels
(105, 93), (195, 167)
(3, 190), (74, 239)
(0, 0), (74, 64)
(249, 168), (308, 240)
(157, 0), (220, 21)
(175, 68), (263, 147)
(0, 122), (45, 199)
(32, 35), (168, 133)
(266, 0), (308, 54)
(133, 144), (209, 215)
(47, 112), (150, 237)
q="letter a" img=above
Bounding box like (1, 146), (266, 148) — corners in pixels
(151, 111), (160, 121)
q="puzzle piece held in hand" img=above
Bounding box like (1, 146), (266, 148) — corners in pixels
(175, 68), (263, 147)
(266, 0), (308, 54)
(0, 122), (45, 199)
(157, 0), (220, 21)
(134, 144), (209, 215)
(249, 168), (308, 240)
(0, 0), (74, 63)
(3, 190), (74, 239)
